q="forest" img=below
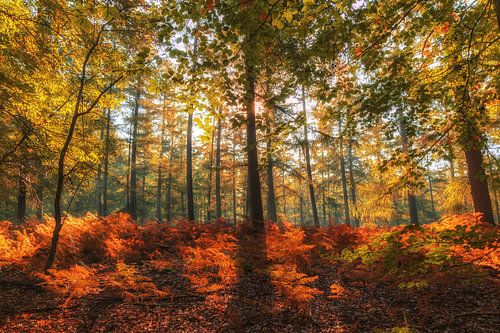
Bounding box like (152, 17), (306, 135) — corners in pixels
(0, 0), (499, 332)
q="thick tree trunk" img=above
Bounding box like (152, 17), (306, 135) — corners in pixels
(129, 90), (140, 221)
(301, 87), (320, 227)
(245, 62), (264, 232)
(265, 110), (277, 222)
(215, 114), (222, 220)
(398, 114), (419, 225)
(102, 108), (110, 216)
(16, 164), (27, 223)
(463, 143), (494, 225)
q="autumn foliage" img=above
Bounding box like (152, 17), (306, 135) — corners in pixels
(0, 213), (498, 331)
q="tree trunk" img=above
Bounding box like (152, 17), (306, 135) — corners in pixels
(96, 123), (104, 216)
(428, 172), (437, 221)
(348, 139), (359, 227)
(215, 114), (222, 220)
(301, 86), (320, 227)
(398, 114), (419, 225)
(206, 128), (215, 223)
(156, 121), (165, 222)
(265, 110), (277, 222)
(186, 111), (195, 221)
(46, 35), (121, 270)
(129, 89), (140, 221)
(232, 137), (237, 225)
(102, 108), (110, 216)
(16, 164), (27, 223)
(339, 119), (351, 226)
(166, 172), (172, 223)
(245, 61), (264, 232)
(126, 124), (132, 213)
(463, 142), (494, 225)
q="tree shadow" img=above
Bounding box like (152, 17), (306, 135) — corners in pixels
(223, 228), (275, 332)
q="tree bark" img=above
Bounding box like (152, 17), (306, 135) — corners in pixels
(339, 119), (351, 226)
(398, 113), (419, 225)
(265, 110), (277, 222)
(186, 112), (195, 221)
(215, 114), (222, 220)
(463, 142), (494, 225)
(245, 61), (264, 232)
(102, 108), (110, 216)
(129, 89), (140, 221)
(348, 138), (359, 227)
(156, 121), (165, 222)
(206, 128), (215, 223)
(232, 136), (237, 225)
(428, 172), (437, 221)
(96, 124), (104, 216)
(301, 86), (320, 227)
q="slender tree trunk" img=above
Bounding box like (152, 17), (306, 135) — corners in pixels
(46, 35), (121, 270)
(206, 128), (215, 223)
(232, 137), (237, 225)
(215, 114), (222, 220)
(398, 113), (419, 225)
(36, 167), (45, 220)
(301, 86), (319, 227)
(96, 124), (104, 216)
(348, 139), (359, 227)
(129, 89), (140, 221)
(166, 172), (172, 223)
(339, 119), (351, 226)
(126, 124), (132, 213)
(102, 108), (110, 216)
(265, 110), (277, 222)
(428, 172), (437, 221)
(16, 164), (27, 223)
(282, 168), (287, 217)
(186, 112), (195, 221)
(156, 122), (165, 222)
(245, 60), (264, 232)
(463, 142), (494, 225)
(186, 34), (198, 222)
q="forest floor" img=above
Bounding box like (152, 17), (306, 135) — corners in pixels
(0, 214), (498, 332)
